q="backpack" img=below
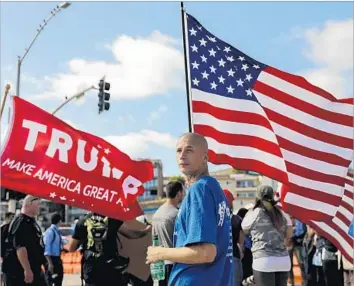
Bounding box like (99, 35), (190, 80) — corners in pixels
(84, 213), (109, 258)
(80, 214), (129, 285)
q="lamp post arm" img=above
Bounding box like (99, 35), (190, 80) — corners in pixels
(21, 6), (66, 63)
(52, 86), (95, 115)
(16, 3), (71, 97)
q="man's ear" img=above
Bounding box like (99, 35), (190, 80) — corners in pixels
(204, 153), (208, 163)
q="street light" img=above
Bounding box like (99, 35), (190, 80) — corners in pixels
(52, 85), (96, 115)
(59, 2), (71, 9)
(15, 2), (71, 97)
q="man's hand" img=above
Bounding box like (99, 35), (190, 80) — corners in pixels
(146, 246), (165, 264)
(142, 224), (152, 235)
(24, 268), (34, 284)
(119, 223), (152, 239)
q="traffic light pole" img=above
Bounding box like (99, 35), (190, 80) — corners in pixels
(52, 85), (96, 223)
(52, 85), (96, 115)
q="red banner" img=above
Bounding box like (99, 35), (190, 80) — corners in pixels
(1, 96), (153, 220)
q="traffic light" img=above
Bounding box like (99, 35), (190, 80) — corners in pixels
(98, 78), (110, 114)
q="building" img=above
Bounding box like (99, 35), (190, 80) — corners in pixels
(210, 168), (262, 211)
(138, 159), (164, 201)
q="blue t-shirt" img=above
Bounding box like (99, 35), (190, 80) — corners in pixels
(168, 176), (234, 286)
(349, 218), (354, 238)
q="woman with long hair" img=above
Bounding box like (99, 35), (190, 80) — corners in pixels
(241, 185), (293, 286)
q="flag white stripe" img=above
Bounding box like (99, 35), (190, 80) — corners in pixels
(332, 217), (351, 237)
(281, 148), (347, 177)
(258, 71), (353, 117)
(342, 195), (354, 207)
(311, 220), (352, 256)
(287, 173), (343, 197)
(205, 136), (287, 172)
(271, 122), (351, 160)
(284, 193), (337, 216)
(193, 113), (279, 144)
(191, 88), (267, 116)
(337, 206), (354, 223)
(344, 183), (353, 194)
(254, 90), (352, 138)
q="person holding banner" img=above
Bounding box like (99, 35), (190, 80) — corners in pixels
(146, 133), (234, 286)
(68, 213), (151, 286)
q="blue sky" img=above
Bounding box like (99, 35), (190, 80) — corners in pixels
(1, 1), (353, 176)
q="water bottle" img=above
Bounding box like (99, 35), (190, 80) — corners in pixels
(150, 235), (165, 281)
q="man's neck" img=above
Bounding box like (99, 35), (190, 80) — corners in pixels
(165, 199), (179, 208)
(21, 209), (34, 218)
(185, 167), (209, 187)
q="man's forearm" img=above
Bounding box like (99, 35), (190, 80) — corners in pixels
(16, 247), (31, 271)
(161, 244), (216, 264)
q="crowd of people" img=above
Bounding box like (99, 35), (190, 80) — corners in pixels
(1, 132), (353, 286)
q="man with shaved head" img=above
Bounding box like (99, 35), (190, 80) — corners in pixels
(147, 133), (234, 285)
(2, 195), (47, 286)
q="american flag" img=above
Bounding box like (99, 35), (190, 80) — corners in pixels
(278, 172), (353, 263)
(183, 13), (354, 261)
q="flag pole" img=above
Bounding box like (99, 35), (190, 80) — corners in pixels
(180, 2), (193, 133)
(0, 84), (11, 121)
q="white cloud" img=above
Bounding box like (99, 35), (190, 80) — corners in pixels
(147, 105), (168, 125)
(303, 19), (353, 71)
(31, 31), (184, 101)
(104, 129), (177, 158)
(118, 115), (135, 123)
(300, 68), (350, 99)
(298, 19), (353, 99)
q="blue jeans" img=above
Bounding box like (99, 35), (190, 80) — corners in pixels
(233, 257), (243, 286)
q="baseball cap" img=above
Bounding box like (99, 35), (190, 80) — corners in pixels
(223, 189), (234, 207)
(256, 185), (274, 201)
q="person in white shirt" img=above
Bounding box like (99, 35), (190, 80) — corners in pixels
(241, 185), (293, 286)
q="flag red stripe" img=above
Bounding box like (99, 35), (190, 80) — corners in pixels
(285, 162), (346, 187)
(192, 100), (273, 130)
(287, 183), (342, 207)
(305, 220), (353, 264)
(335, 212), (351, 231)
(338, 98), (354, 104)
(340, 201), (354, 217)
(253, 81), (353, 127)
(193, 124), (283, 158)
(264, 108), (352, 149)
(344, 189), (353, 198)
(265, 66), (338, 102)
(283, 204), (333, 223)
(208, 150), (288, 183)
(277, 136), (350, 167)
